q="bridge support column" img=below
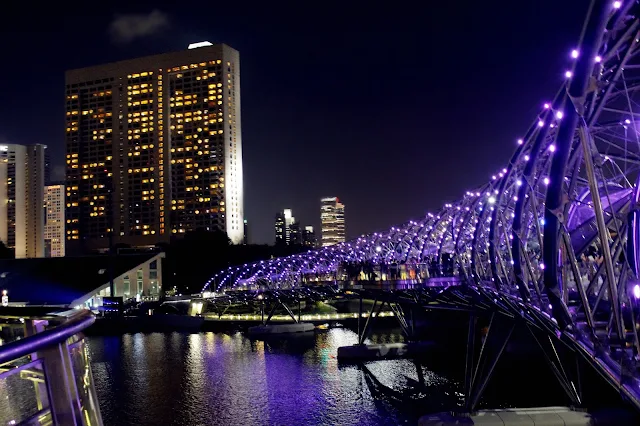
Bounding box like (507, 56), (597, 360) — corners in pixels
(464, 314), (477, 402)
(527, 324), (581, 406)
(466, 312), (514, 412)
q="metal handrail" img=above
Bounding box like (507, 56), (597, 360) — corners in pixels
(0, 309), (95, 365)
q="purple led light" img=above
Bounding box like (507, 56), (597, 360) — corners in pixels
(517, 138), (523, 145)
(613, 1), (622, 9)
(625, 119), (631, 124)
(595, 55), (602, 63)
(571, 49), (579, 59)
(549, 144), (556, 152)
(565, 70), (573, 78)
(538, 120), (545, 127)
(543, 177), (550, 185)
(544, 103), (550, 109)
(634, 284), (640, 299)
(555, 111), (563, 119)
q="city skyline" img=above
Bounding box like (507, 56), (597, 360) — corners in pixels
(0, 1), (588, 244)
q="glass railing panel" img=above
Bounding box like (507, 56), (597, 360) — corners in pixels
(69, 339), (102, 426)
(0, 359), (50, 425)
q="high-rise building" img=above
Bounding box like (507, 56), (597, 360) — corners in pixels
(45, 184), (66, 257)
(275, 211), (286, 245)
(0, 143), (46, 258)
(65, 42), (243, 252)
(321, 197), (345, 247)
(274, 208), (303, 246)
(289, 221), (301, 246)
(302, 226), (317, 248)
(283, 209), (296, 244)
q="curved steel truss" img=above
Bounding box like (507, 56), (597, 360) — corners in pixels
(204, 0), (640, 407)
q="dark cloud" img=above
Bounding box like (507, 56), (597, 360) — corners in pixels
(109, 10), (169, 44)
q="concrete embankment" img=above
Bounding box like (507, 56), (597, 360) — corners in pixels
(418, 406), (637, 425)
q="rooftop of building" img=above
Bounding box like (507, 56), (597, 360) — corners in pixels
(65, 42), (238, 82)
(0, 253), (163, 306)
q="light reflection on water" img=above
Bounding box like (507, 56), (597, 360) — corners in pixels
(88, 328), (455, 426)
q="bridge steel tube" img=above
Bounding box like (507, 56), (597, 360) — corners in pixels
(542, 0), (609, 330)
(488, 121), (537, 292)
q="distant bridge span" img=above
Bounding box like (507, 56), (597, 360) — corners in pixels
(203, 0), (640, 413)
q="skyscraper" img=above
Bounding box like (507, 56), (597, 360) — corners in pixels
(302, 226), (317, 248)
(65, 42), (243, 252)
(45, 184), (66, 257)
(275, 212), (286, 245)
(321, 197), (345, 247)
(274, 208), (303, 246)
(0, 143), (46, 258)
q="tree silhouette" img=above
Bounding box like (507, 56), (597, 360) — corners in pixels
(0, 241), (13, 259)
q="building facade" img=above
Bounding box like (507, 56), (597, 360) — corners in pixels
(321, 197), (345, 247)
(275, 211), (286, 245)
(0, 143), (46, 258)
(65, 42), (243, 252)
(45, 184), (66, 257)
(275, 208), (304, 246)
(302, 226), (317, 248)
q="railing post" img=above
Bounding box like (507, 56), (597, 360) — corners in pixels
(41, 341), (83, 426)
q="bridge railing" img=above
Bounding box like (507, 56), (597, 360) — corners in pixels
(0, 309), (102, 426)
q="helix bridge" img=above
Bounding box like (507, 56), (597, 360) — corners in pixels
(202, 0), (640, 413)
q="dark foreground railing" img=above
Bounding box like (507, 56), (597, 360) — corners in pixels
(0, 309), (102, 426)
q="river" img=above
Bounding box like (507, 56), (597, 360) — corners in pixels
(88, 327), (461, 425)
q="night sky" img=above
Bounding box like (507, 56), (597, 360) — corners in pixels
(1, 1), (588, 244)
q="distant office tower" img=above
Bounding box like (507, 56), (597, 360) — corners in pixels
(44, 148), (51, 186)
(275, 212), (286, 245)
(45, 184), (66, 257)
(0, 143), (46, 258)
(274, 208), (303, 246)
(289, 221), (301, 245)
(302, 226), (317, 248)
(321, 197), (345, 247)
(65, 42), (243, 252)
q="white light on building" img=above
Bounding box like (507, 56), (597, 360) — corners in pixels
(188, 41), (213, 49)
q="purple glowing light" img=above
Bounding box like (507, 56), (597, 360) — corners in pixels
(555, 111), (563, 119)
(625, 119), (631, 124)
(571, 49), (579, 59)
(544, 103), (550, 109)
(613, 1), (622, 9)
(549, 144), (556, 152)
(634, 284), (640, 299)
(540, 263), (545, 270)
(565, 70), (573, 78)
(538, 120), (545, 127)
(595, 55), (602, 63)
(543, 177), (550, 185)
(517, 138), (523, 145)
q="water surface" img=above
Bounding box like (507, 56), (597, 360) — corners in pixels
(88, 328), (457, 425)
